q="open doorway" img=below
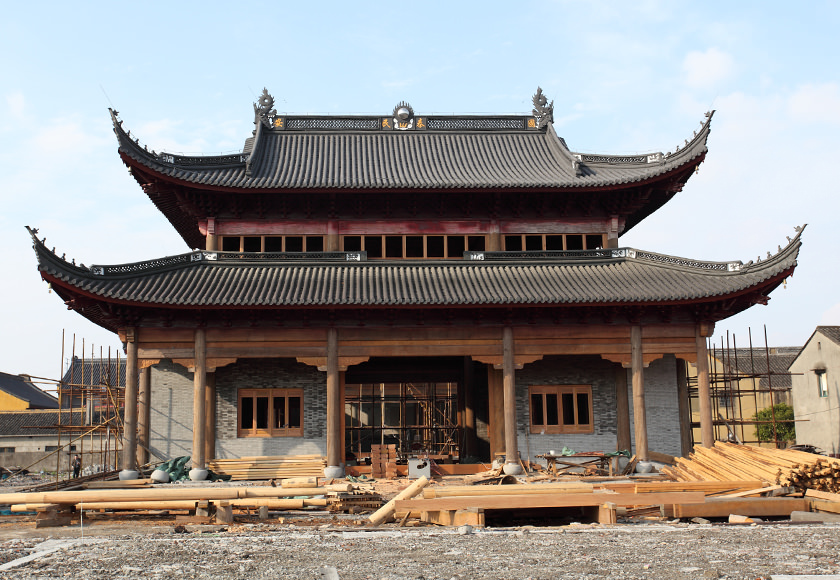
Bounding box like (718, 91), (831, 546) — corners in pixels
(344, 382), (460, 461)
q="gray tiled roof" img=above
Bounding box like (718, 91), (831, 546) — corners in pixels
(113, 112), (711, 191)
(0, 372), (59, 409)
(31, 233), (800, 310)
(816, 326), (840, 347)
(61, 358), (126, 389)
(710, 347), (800, 390)
(0, 410), (114, 436)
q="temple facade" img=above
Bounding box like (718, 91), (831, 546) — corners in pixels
(29, 89), (802, 478)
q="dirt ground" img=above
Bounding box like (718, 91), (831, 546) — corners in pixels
(1, 475), (839, 579)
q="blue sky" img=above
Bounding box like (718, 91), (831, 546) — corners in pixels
(2, 1), (838, 380)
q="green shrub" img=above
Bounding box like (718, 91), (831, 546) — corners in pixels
(752, 403), (795, 443)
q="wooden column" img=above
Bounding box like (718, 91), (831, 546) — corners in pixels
(137, 366), (151, 466)
(614, 365), (631, 453)
(205, 217), (217, 251)
(502, 327), (521, 473)
(675, 358), (693, 456)
(122, 330), (139, 473)
(192, 329), (207, 470)
(463, 357), (475, 458)
(204, 372), (216, 462)
(325, 328), (343, 477)
(696, 325), (714, 448)
(326, 219), (339, 252)
(487, 367), (505, 460)
(630, 325), (649, 461)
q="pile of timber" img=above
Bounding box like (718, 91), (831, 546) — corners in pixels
(207, 455), (326, 481)
(661, 442), (840, 492)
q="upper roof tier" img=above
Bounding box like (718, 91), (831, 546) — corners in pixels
(114, 89), (711, 191)
(112, 89), (712, 247)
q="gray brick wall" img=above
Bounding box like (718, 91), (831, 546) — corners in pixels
(149, 358), (327, 462)
(627, 354), (682, 456)
(514, 355), (618, 458)
(149, 360), (195, 460)
(512, 354), (682, 461)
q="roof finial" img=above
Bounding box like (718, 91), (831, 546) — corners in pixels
(532, 87), (554, 128)
(253, 88), (278, 128)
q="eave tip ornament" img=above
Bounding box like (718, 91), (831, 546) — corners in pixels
(532, 87), (554, 128)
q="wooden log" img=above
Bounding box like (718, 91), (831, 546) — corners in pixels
(0, 486), (332, 505)
(12, 498), (308, 512)
(368, 476), (429, 526)
(422, 482), (593, 498)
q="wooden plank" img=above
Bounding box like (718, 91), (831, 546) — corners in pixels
(811, 499), (840, 515)
(422, 508), (485, 527)
(670, 497), (807, 518)
(805, 489), (840, 502)
(395, 491), (705, 512)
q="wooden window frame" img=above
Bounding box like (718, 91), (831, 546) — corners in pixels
(817, 370), (829, 398)
(340, 234), (487, 259)
(529, 384), (594, 434)
(238, 388), (304, 437)
(503, 234), (606, 251)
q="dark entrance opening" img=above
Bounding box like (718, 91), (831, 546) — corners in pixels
(344, 357), (489, 463)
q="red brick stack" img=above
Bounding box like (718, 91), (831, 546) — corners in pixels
(370, 444), (398, 479)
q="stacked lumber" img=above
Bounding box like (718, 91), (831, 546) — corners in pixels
(370, 445), (398, 479)
(207, 455), (326, 481)
(662, 442), (840, 492)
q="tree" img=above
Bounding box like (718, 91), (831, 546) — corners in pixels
(752, 403), (795, 443)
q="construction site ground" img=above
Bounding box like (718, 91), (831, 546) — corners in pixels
(0, 474), (839, 579)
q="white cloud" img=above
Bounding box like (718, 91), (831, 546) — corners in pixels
(5, 92), (25, 120)
(683, 47), (735, 88)
(788, 83), (840, 125)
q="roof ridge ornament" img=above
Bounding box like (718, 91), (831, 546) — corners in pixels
(532, 87), (554, 128)
(254, 88), (278, 128)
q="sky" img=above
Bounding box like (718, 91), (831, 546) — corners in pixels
(2, 1), (839, 381)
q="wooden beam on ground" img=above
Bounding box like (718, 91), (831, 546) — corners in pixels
(668, 497), (807, 519)
(396, 491), (705, 512)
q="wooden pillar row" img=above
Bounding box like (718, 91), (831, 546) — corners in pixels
(630, 325), (649, 461)
(122, 329), (139, 474)
(192, 328), (207, 471)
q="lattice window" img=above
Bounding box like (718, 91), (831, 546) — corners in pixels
(529, 385), (593, 435)
(238, 388), (303, 437)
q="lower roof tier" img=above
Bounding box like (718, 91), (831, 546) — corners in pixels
(29, 227), (802, 333)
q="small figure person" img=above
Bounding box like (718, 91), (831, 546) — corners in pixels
(72, 454), (81, 478)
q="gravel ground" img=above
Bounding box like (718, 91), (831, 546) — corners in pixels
(0, 521), (838, 579)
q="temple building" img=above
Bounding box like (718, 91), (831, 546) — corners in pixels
(29, 89), (802, 478)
